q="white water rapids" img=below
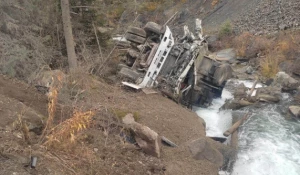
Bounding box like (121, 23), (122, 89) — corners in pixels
(194, 80), (300, 175)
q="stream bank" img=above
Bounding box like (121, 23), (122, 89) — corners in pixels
(196, 76), (300, 174)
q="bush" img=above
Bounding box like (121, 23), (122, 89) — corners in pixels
(260, 53), (280, 78)
(219, 20), (233, 38)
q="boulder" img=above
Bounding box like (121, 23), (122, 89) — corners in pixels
(292, 58), (300, 76)
(1, 22), (19, 35)
(122, 114), (160, 157)
(257, 94), (280, 103)
(273, 72), (299, 91)
(221, 99), (253, 110)
(188, 138), (223, 167)
(233, 83), (248, 99)
(215, 48), (236, 62)
(255, 86), (281, 103)
(289, 106), (300, 118)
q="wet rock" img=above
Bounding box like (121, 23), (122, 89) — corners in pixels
(221, 99), (253, 110)
(233, 83), (247, 99)
(188, 138), (223, 167)
(122, 114), (160, 157)
(255, 86), (281, 103)
(289, 106), (300, 118)
(256, 94), (280, 103)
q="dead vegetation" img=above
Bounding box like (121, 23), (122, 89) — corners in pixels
(218, 30), (300, 78)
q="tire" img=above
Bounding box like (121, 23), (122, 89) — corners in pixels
(118, 67), (141, 81)
(213, 64), (232, 86)
(125, 33), (146, 44)
(144, 22), (162, 36)
(127, 27), (146, 38)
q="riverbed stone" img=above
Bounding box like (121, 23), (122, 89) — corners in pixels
(289, 106), (300, 118)
(233, 83), (248, 99)
(221, 99), (253, 110)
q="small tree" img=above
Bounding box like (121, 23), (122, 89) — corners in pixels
(61, 0), (77, 70)
(219, 20), (233, 38)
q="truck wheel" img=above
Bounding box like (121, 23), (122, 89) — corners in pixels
(127, 27), (146, 38)
(213, 64), (232, 86)
(125, 33), (146, 44)
(144, 22), (163, 36)
(118, 67), (140, 81)
(125, 55), (135, 67)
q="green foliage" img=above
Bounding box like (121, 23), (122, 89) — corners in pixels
(219, 20), (233, 38)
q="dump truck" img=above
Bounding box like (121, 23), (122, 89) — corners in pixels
(117, 19), (232, 108)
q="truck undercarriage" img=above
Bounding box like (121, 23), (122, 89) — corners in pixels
(117, 19), (232, 108)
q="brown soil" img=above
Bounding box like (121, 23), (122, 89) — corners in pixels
(0, 73), (223, 175)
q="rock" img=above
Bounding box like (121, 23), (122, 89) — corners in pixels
(122, 113), (160, 157)
(97, 26), (113, 33)
(289, 106), (300, 118)
(221, 99), (253, 110)
(188, 138), (223, 167)
(233, 83), (247, 99)
(33, 70), (66, 89)
(246, 66), (254, 74)
(122, 113), (135, 125)
(215, 48), (236, 61)
(292, 58), (300, 76)
(279, 24), (287, 30)
(1, 22), (19, 35)
(257, 94), (280, 103)
(133, 124), (160, 157)
(273, 72), (299, 91)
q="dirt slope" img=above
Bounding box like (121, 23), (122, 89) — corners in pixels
(0, 74), (226, 175)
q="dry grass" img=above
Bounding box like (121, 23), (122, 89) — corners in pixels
(44, 109), (95, 149)
(260, 53), (280, 78)
(218, 30), (300, 78)
(211, 0), (219, 7)
(40, 74), (63, 141)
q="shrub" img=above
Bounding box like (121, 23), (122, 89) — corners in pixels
(219, 20), (233, 38)
(260, 53), (281, 78)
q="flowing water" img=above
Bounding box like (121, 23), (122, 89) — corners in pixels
(195, 80), (300, 175)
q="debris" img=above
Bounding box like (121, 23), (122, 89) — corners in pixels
(161, 136), (178, 147)
(117, 19), (232, 108)
(30, 156), (37, 168)
(223, 113), (249, 137)
(248, 79), (258, 97)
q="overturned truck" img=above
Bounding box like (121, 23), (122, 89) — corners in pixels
(118, 19), (232, 108)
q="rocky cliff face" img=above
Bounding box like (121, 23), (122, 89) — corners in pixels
(234, 0), (300, 34)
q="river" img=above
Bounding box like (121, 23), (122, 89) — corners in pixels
(195, 80), (300, 175)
